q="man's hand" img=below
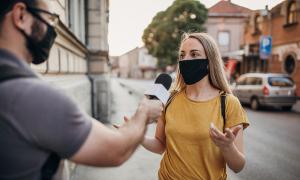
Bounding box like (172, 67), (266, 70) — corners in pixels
(137, 97), (163, 124)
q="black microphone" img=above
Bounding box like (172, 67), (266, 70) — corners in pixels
(154, 73), (172, 91)
(145, 73), (172, 104)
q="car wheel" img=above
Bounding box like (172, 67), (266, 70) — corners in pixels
(250, 98), (260, 110)
(282, 106), (292, 111)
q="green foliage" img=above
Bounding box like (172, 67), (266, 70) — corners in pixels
(142, 0), (208, 68)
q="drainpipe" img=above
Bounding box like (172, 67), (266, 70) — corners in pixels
(85, 0), (96, 118)
(267, 5), (272, 73)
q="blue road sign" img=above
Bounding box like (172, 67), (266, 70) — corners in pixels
(259, 36), (272, 59)
(259, 35), (272, 59)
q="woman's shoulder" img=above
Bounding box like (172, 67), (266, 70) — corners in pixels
(225, 93), (239, 101)
(225, 93), (242, 107)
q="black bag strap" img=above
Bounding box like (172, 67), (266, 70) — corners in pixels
(164, 90), (179, 112)
(41, 154), (61, 180)
(0, 65), (35, 83)
(0, 65), (60, 180)
(220, 91), (227, 130)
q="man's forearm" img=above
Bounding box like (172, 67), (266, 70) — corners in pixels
(114, 109), (148, 164)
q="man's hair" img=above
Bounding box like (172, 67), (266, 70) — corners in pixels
(0, 0), (38, 27)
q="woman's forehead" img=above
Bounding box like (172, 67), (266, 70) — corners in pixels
(180, 38), (204, 51)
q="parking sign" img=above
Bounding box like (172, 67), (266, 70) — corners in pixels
(259, 35), (272, 59)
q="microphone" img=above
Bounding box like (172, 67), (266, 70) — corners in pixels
(144, 73), (172, 105)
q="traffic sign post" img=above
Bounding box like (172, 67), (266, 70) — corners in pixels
(259, 35), (272, 60)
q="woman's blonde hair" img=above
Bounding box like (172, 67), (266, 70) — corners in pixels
(172, 32), (232, 94)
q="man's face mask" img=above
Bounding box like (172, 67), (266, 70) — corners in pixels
(179, 58), (209, 85)
(19, 7), (58, 65)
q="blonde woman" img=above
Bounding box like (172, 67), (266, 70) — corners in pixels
(142, 32), (249, 180)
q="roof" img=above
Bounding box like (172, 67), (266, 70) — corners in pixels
(208, 0), (252, 17)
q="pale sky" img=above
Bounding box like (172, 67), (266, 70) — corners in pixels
(108, 0), (284, 56)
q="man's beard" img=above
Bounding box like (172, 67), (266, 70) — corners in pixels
(25, 19), (45, 61)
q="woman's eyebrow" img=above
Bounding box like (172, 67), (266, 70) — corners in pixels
(190, 49), (200, 52)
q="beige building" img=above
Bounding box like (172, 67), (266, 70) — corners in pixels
(32, 0), (110, 121)
(30, 0), (110, 179)
(118, 47), (158, 79)
(205, 0), (251, 58)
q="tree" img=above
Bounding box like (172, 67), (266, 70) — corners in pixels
(142, 0), (208, 68)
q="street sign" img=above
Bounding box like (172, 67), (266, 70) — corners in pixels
(259, 35), (272, 59)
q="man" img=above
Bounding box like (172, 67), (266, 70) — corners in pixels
(0, 0), (163, 179)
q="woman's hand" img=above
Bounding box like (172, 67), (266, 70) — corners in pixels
(209, 123), (242, 151)
(209, 123), (246, 173)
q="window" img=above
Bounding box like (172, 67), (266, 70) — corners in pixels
(68, 0), (86, 43)
(253, 14), (261, 35)
(236, 76), (246, 85)
(284, 55), (296, 74)
(268, 77), (294, 87)
(245, 77), (260, 85)
(218, 31), (230, 46)
(287, 1), (297, 24)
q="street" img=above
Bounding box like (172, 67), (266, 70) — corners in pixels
(72, 78), (300, 180)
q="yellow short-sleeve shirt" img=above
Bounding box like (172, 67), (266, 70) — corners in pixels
(158, 90), (249, 180)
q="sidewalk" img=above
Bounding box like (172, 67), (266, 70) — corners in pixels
(71, 78), (161, 180)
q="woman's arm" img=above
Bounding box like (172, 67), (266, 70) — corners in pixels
(142, 116), (166, 154)
(210, 124), (245, 173)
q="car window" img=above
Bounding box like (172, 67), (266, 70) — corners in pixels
(246, 77), (257, 85)
(256, 78), (262, 85)
(237, 76), (246, 85)
(268, 77), (294, 87)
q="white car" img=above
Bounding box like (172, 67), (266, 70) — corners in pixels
(232, 73), (297, 111)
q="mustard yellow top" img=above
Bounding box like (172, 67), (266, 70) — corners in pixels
(158, 90), (249, 180)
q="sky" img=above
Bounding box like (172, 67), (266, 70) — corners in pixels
(108, 0), (284, 56)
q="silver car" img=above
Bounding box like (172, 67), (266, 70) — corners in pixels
(232, 73), (297, 111)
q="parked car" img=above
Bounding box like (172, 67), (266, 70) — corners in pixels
(232, 73), (297, 111)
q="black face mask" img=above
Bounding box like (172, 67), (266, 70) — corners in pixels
(179, 59), (209, 85)
(20, 18), (57, 65)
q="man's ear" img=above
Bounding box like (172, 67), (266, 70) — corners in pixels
(11, 2), (30, 32)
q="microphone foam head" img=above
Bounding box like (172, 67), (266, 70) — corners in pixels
(155, 73), (172, 90)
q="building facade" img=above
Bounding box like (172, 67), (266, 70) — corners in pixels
(242, 0), (300, 96)
(32, 0), (110, 121)
(30, 0), (110, 179)
(118, 47), (158, 79)
(205, 0), (251, 57)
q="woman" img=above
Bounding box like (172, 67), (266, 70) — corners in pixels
(142, 32), (249, 180)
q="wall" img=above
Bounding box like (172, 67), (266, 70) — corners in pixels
(206, 17), (247, 56)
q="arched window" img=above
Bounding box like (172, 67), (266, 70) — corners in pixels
(284, 55), (296, 74)
(253, 14), (261, 34)
(287, 1), (297, 24)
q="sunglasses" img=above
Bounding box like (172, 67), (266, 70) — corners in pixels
(27, 7), (60, 27)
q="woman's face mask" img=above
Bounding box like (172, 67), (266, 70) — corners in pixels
(179, 58), (209, 85)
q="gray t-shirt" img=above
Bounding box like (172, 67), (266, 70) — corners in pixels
(0, 49), (92, 179)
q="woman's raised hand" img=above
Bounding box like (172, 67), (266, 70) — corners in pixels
(209, 122), (242, 151)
